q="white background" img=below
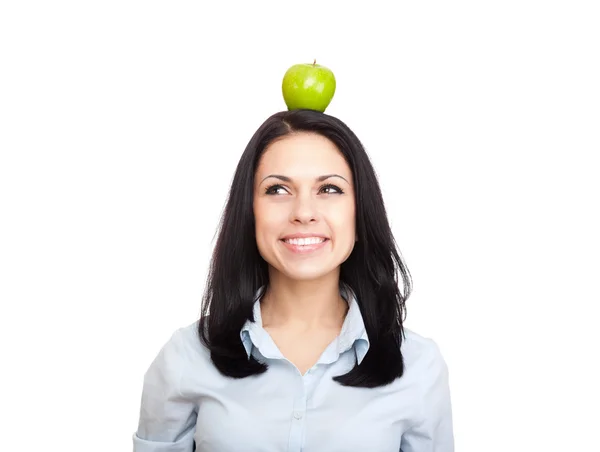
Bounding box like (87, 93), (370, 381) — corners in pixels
(1, 1), (599, 450)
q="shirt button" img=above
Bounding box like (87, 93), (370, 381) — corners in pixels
(293, 411), (303, 420)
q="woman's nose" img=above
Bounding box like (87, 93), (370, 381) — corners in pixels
(290, 193), (318, 224)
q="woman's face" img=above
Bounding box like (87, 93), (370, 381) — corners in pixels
(253, 132), (356, 282)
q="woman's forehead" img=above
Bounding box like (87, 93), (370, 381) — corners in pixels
(257, 133), (351, 176)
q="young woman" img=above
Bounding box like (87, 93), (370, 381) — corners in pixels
(133, 109), (454, 451)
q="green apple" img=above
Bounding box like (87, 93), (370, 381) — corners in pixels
(282, 60), (336, 112)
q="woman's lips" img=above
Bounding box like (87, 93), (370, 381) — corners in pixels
(280, 238), (329, 254)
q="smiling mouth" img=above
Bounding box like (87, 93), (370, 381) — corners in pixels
(281, 237), (328, 246)
(280, 237), (330, 254)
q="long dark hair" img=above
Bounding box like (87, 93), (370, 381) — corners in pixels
(198, 109), (412, 388)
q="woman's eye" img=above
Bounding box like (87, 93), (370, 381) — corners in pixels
(320, 184), (344, 194)
(265, 184), (287, 195)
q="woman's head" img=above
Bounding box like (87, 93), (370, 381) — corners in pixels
(254, 130), (356, 284)
(200, 109), (411, 387)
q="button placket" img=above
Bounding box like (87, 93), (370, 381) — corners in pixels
(287, 374), (307, 452)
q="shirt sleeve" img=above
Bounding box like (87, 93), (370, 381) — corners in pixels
(132, 328), (198, 452)
(400, 339), (455, 452)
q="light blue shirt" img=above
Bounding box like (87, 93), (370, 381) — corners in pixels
(133, 288), (454, 451)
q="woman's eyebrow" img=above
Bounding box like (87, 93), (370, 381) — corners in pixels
(260, 174), (349, 184)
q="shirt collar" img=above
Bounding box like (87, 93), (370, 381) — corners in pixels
(240, 284), (370, 365)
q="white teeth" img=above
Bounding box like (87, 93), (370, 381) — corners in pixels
(284, 237), (326, 246)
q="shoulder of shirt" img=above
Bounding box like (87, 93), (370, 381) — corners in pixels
(176, 318), (207, 352)
(400, 327), (448, 373)
(158, 319), (211, 367)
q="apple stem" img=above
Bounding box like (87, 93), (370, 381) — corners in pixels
(313, 59), (316, 66)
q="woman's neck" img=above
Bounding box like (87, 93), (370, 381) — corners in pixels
(260, 273), (348, 330)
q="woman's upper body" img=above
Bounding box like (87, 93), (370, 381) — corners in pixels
(133, 109), (454, 451)
(132, 286), (453, 452)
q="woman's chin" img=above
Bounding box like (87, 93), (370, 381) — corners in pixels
(277, 263), (339, 282)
